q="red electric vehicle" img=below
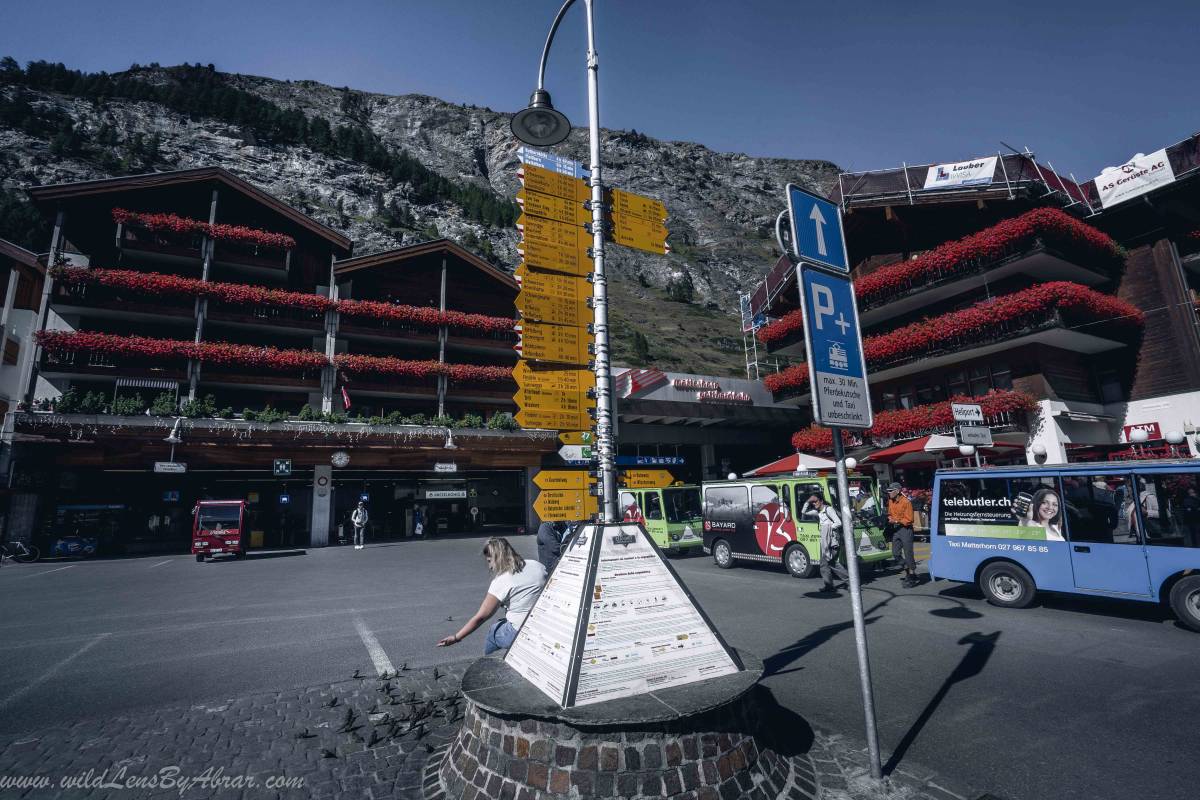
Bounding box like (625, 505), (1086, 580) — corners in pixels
(192, 500), (248, 562)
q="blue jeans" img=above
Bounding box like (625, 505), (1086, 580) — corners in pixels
(484, 619), (517, 654)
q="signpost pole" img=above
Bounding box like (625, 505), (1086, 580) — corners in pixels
(583, 0), (618, 524)
(831, 426), (882, 779)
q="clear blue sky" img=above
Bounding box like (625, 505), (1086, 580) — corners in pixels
(2, 0), (1197, 179)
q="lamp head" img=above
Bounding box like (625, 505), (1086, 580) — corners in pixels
(444, 429), (458, 450)
(958, 445), (976, 456)
(1129, 428), (1149, 444)
(1165, 430), (1185, 445)
(511, 89), (571, 147)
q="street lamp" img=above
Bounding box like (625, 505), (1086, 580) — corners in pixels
(164, 417), (183, 462)
(514, 0), (618, 522)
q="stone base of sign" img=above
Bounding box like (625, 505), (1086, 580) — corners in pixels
(429, 650), (795, 799)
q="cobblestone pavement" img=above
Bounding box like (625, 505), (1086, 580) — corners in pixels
(0, 662), (984, 800)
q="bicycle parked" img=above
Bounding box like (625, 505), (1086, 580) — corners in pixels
(0, 540), (40, 564)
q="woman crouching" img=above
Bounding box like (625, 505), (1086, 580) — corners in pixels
(436, 537), (547, 654)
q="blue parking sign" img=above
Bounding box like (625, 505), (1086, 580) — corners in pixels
(799, 265), (872, 428)
(787, 184), (849, 273)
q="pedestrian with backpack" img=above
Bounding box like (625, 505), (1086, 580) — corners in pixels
(351, 501), (368, 550)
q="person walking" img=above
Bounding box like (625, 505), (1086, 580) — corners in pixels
(536, 520), (564, 572)
(436, 537), (547, 654)
(351, 501), (368, 550)
(808, 494), (847, 593)
(886, 482), (918, 587)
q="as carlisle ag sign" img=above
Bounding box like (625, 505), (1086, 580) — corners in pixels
(1094, 149), (1175, 209)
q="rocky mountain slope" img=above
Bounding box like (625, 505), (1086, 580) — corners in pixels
(0, 61), (838, 375)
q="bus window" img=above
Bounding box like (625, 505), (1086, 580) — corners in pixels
(1134, 473), (1200, 548)
(705, 486), (748, 519)
(664, 488), (701, 523)
(830, 478), (878, 515)
(620, 491), (640, 522)
(751, 484), (781, 516)
(795, 484), (825, 519)
(1060, 474), (1137, 545)
(644, 492), (664, 520)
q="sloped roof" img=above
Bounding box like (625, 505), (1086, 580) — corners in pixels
(334, 239), (517, 290)
(0, 237), (44, 274)
(27, 166), (352, 252)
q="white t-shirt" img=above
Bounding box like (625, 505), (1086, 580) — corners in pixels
(487, 562), (547, 629)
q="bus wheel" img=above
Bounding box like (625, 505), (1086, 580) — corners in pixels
(195, 554), (205, 563)
(979, 562), (1035, 608)
(712, 540), (734, 569)
(784, 544), (816, 579)
(1169, 576), (1200, 632)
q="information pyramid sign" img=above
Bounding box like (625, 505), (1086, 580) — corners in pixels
(505, 523), (742, 707)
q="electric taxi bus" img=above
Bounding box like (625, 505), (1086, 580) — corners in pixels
(929, 460), (1200, 631)
(619, 485), (704, 555)
(701, 472), (892, 577)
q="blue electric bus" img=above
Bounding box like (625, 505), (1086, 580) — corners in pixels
(929, 460), (1200, 631)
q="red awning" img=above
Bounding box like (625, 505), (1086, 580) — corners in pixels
(864, 436), (936, 464)
(745, 452), (836, 476)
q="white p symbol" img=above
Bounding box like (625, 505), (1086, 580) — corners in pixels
(812, 285), (835, 330)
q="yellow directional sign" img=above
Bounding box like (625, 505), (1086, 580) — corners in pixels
(517, 215), (592, 277)
(609, 213), (670, 254)
(610, 188), (667, 223)
(558, 431), (594, 447)
(534, 470), (595, 491)
(517, 188), (591, 226)
(516, 320), (593, 365)
(520, 162), (590, 203)
(516, 269), (591, 326)
(620, 469), (675, 489)
(514, 384), (594, 415)
(513, 361), (594, 392)
(515, 406), (592, 431)
(534, 489), (599, 521)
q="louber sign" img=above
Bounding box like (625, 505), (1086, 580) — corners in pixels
(1094, 149), (1175, 209)
(923, 156), (997, 189)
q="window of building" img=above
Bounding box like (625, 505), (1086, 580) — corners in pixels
(946, 369), (968, 397)
(3, 338), (18, 366)
(1132, 473), (1200, 548)
(991, 362), (1013, 390)
(881, 390), (898, 411)
(1060, 474), (1138, 545)
(969, 365), (991, 396)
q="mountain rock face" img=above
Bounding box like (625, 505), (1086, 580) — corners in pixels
(0, 65), (838, 375)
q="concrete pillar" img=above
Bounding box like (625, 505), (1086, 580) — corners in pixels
(700, 443), (716, 481)
(7, 492), (38, 545)
(310, 465), (332, 546)
(525, 467), (539, 532)
(1026, 399), (1068, 465)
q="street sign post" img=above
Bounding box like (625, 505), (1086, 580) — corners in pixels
(520, 162), (590, 202)
(559, 431), (594, 446)
(534, 470), (595, 491)
(515, 321), (594, 365)
(517, 188), (592, 226)
(608, 213), (669, 254)
(958, 425), (994, 446)
(790, 187), (879, 779)
(515, 406), (593, 431)
(786, 183), (850, 273)
(951, 403), (984, 423)
(798, 265), (872, 429)
(558, 444), (593, 462)
(518, 146), (588, 179)
(619, 469), (673, 489)
(534, 490), (599, 521)
(609, 187), (666, 222)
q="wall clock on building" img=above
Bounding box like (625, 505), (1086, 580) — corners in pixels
(331, 451), (350, 468)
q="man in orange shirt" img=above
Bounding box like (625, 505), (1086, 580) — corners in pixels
(886, 482), (918, 587)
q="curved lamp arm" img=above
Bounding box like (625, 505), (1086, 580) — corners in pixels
(537, 0), (578, 90)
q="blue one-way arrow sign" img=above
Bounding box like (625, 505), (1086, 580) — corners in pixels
(786, 183), (849, 274)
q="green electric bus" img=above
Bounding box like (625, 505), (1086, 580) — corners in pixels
(619, 485), (705, 555)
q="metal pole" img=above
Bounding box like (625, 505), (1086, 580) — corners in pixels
(831, 427), (882, 779)
(997, 152), (1015, 200)
(583, 0), (617, 523)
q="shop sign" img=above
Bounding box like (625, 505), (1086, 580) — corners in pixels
(697, 390), (751, 405)
(1094, 150), (1175, 209)
(424, 489), (467, 500)
(1123, 421), (1162, 441)
(671, 377), (720, 391)
(153, 462), (187, 473)
(923, 156), (997, 189)
(434, 462), (458, 473)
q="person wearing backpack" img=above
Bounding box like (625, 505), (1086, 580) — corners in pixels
(351, 501), (369, 550)
(808, 494), (847, 593)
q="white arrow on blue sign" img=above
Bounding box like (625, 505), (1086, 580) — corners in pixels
(518, 146), (589, 180)
(798, 264), (872, 429)
(786, 183), (849, 274)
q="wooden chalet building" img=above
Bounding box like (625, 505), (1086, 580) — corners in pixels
(749, 135), (1200, 487)
(1, 167), (556, 554)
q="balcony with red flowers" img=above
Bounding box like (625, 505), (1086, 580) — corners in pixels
(36, 330), (325, 391)
(789, 390), (1038, 453)
(762, 282), (1143, 403)
(333, 352), (515, 405)
(336, 300), (518, 358)
(113, 209), (296, 280)
(756, 209), (1126, 355)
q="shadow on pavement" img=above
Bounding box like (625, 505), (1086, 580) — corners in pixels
(763, 615), (882, 678)
(242, 549), (307, 560)
(750, 683), (816, 758)
(883, 631), (1000, 776)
